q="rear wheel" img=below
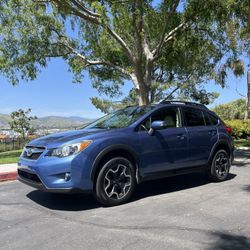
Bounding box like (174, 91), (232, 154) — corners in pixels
(95, 157), (136, 206)
(209, 149), (230, 181)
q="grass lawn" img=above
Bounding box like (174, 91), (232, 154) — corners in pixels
(0, 149), (22, 164)
(234, 139), (250, 148)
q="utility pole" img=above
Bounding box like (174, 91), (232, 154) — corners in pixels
(244, 68), (250, 121)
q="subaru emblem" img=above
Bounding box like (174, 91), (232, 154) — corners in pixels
(26, 148), (33, 157)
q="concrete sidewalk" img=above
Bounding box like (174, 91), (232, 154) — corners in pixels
(0, 163), (17, 181)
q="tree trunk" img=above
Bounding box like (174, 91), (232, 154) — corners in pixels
(244, 69), (250, 121)
(138, 87), (150, 105)
(131, 67), (150, 106)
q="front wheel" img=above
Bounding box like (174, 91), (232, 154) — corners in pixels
(95, 157), (136, 206)
(209, 149), (230, 182)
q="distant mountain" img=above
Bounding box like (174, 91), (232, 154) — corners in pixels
(0, 113), (94, 129)
(0, 114), (11, 128)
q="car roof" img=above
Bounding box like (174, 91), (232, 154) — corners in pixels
(157, 100), (208, 110)
(127, 101), (208, 110)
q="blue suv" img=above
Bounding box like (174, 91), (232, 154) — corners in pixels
(17, 101), (234, 206)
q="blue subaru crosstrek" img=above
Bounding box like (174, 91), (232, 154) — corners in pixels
(18, 101), (234, 206)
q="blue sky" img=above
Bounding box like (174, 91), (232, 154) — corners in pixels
(0, 58), (132, 119)
(0, 56), (248, 119)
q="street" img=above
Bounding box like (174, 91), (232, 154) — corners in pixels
(0, 150), (250, 250)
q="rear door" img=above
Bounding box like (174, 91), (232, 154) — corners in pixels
(182, 107), (218, 166)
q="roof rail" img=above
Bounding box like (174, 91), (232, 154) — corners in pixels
(159, 99), (208, 109)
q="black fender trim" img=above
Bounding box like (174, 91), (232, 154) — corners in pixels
(91, 144), (140, 182)
(208, 140), (233, 165)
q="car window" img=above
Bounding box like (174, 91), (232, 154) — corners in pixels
(139, 107), (181, 131)
(203, 112), (219, 126)
(209, 113), (219, 125)
(203, 112), (212, 126)
(183, 107), (205, 127)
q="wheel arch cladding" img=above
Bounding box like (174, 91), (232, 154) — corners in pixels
(209, 141), (231, 163)
(91, 145), (139, 184)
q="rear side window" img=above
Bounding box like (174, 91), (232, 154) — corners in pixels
(182, 108), (205, 127)
(204, 112), (219, 126)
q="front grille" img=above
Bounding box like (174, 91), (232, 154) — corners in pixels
(18, 169), (42, 184)
(22, 146), (45, 160)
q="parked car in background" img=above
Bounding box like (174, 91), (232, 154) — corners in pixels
(17, 101), (234, 206)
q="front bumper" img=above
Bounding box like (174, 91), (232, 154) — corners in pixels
(17, 150), (94, 193)
(17, 168), (81, 193)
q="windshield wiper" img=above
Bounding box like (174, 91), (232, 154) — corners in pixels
(92, 125), (107, 129)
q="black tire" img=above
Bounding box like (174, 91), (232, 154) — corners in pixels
(95, 157), (136, 206)
(209, 149), (230, 182)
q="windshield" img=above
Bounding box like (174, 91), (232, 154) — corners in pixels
(85, 106), (155, 129)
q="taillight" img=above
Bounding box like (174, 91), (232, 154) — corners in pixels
(225, 126), (232, 135)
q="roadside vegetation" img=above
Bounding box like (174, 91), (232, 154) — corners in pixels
(213, 99), (250, 140)
(234, 140), (250, 148)
(0, 150), (22, 164)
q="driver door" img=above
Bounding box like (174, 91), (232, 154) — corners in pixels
(138, 107), (188, 176)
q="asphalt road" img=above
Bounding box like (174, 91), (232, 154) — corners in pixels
(0, 150), (250, 250)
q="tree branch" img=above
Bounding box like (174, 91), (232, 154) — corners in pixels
(57, 41), (130, 76)
(153, 21), (188, 60)
(51, 0), (134, 61)
(70, 0), (101, 18)
(105, 26), (134, 61)
(165, 86), (180, 99)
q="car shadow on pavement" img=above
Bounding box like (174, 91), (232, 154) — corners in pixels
(233, 161), (249, 167)
(209, 231), (250, 250)
(233, 150), (250, 167)
(26, 191), (100, 211)
(26, 172), (237, 211)
(132, 172), (236, 202)
(242, 185), (250, 193)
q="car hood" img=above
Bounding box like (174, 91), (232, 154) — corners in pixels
(28, 129), (109, 148)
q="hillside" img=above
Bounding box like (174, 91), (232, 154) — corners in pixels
(0, 113), (94, 129)
(0, 114), (11, 128)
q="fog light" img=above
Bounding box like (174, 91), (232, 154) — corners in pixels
(64, 172), (71, 181)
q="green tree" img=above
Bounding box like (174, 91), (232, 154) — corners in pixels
(212, 99), (246, 120)
(0, 0), (247, 110)
(9, 109), (37, 140)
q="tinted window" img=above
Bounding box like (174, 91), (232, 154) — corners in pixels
(140, 107), (181, 131)
(204, 112), (219, 126)
(183, 108), (205, 127)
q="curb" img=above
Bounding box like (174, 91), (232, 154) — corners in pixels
(236, 147), (250, 151)
(0, 171), (17, 182)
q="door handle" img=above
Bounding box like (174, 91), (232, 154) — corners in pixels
(209, 130), (217, 136)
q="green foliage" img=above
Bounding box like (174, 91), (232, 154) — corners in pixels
(225, 119), (250, 139)
(0, 0), (248, 110)
(8, 109), (37, 139)
(0, 149), (22, 164)
(212, 99), (246, 120)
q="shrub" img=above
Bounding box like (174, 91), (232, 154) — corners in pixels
(212, 99), (246, 120)
(225, 119), (250, 139)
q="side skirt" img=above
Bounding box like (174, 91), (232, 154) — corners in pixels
(141, 165), (208, 182)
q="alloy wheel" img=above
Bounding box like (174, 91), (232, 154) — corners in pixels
(214, 152), (229, 178)
(104, 164), (132, 200)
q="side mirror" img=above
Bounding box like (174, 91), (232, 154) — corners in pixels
(148, 120), (167, 135)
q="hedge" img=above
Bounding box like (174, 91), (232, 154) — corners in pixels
(224, 120), (250, 139)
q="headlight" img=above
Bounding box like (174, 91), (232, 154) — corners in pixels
(49, 140), (92, 157)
